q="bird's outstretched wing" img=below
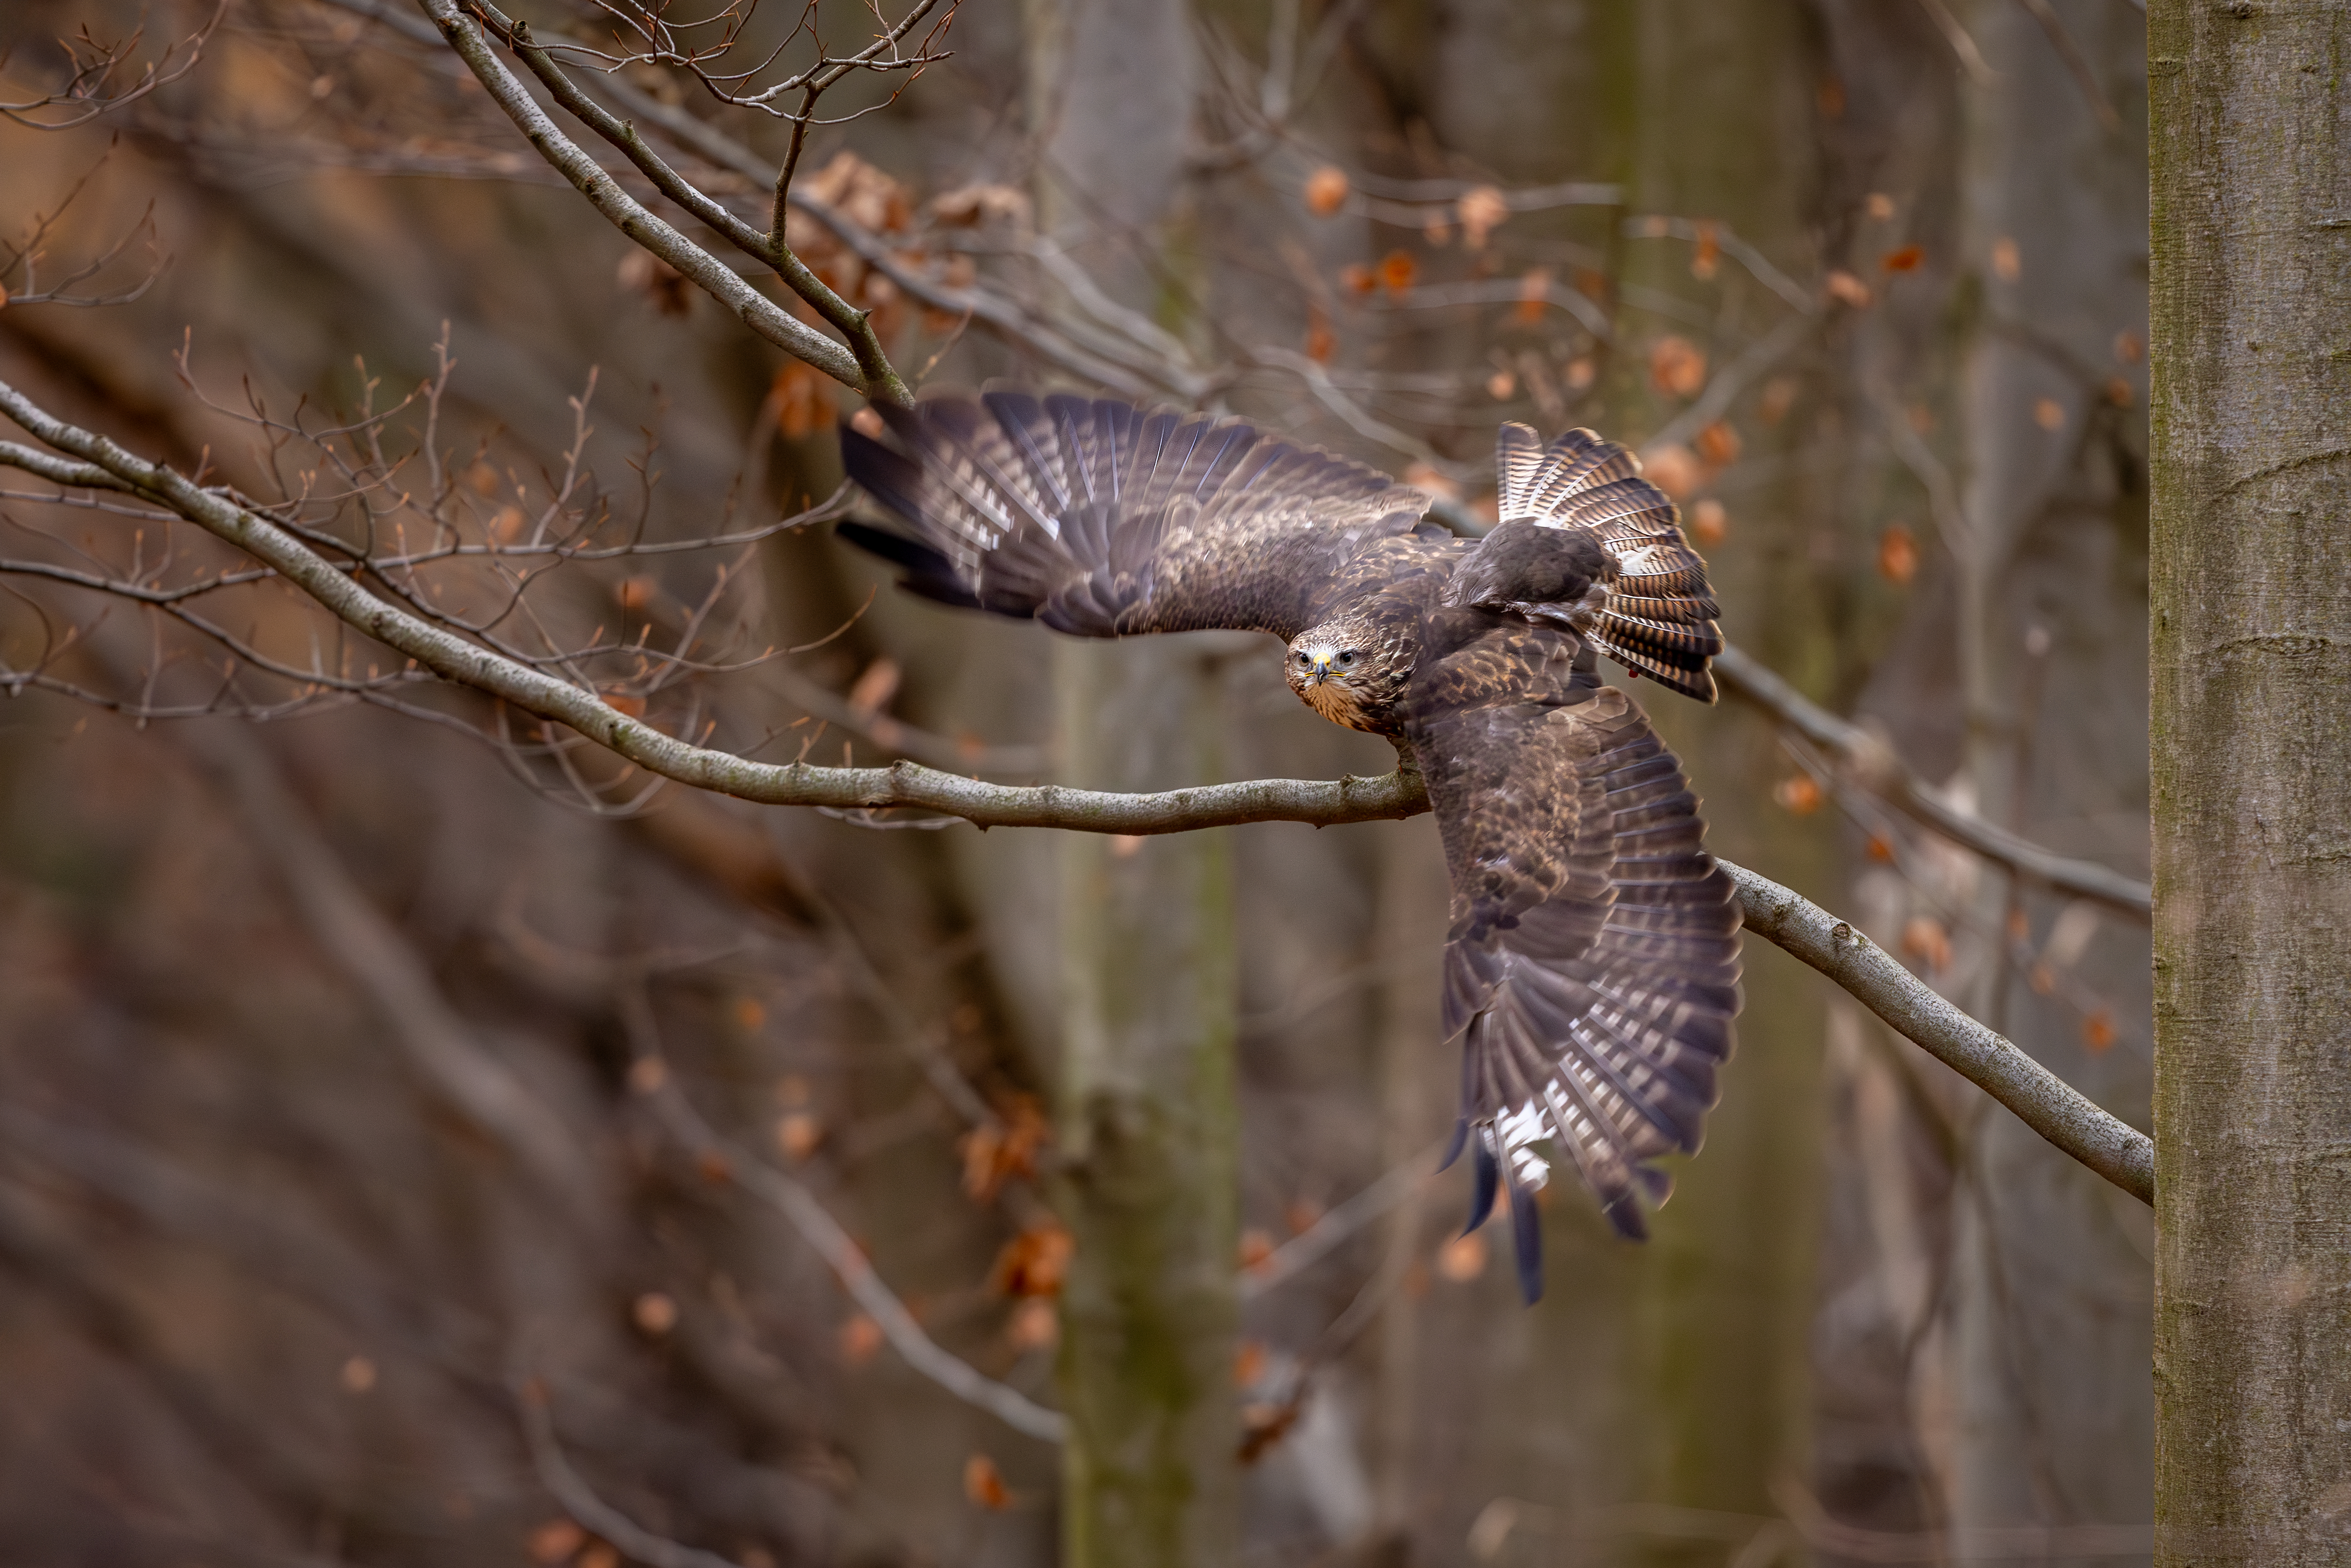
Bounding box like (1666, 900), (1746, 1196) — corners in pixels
(1492, 423), (1723, 702)
(1405, 622), (1741, 1301)
(838, 391), (1433, 641)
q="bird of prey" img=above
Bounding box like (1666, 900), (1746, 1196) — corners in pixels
(836, 390), (1740, 1302)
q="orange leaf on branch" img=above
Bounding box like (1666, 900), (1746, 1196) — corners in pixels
(963, 1454), (1012, 1510)
(1648, 335), (1707, 398)
(1513, 266), (1551, 325)
(1457, 185), (1508, 249)
(1690, 220), (1721, 280)
(1881, 244), (1925, 273)
(990, 1222), (1075, 1298)
(1376, 249), (1418, 296)
(1774, 774), (1823, 816)
(1689, 498), (1729, 546)
(1878, 524), (1919, 585)
(1303, 165), (1349, 217)
(1695, 420), (1742, 469)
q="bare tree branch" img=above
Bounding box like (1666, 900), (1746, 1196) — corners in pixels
(516, 1380), (755, 1568)
(409, 0), (895, 400)
(634, 1052), (1069, 1443)
(0, 376), (2152, 1205)
(1712, 644), (2152, 919)
(1729, 862), (2152, 1206)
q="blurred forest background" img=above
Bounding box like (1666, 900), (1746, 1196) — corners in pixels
(0, 0), (2156, 1563)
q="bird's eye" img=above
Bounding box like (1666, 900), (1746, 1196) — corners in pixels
(1296, 652), (1311, 666)
(1338, 650), (1357, 666)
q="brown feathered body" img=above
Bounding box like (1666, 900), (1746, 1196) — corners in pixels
(838, 392), (1740, 1300)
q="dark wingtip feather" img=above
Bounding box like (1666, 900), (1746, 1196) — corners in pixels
(1467, 1138), (1500, 1236)
(1438, 1116), (1470, 1173)
(1508, 1177), (1545, 1303)
(834, 519), (939, 572)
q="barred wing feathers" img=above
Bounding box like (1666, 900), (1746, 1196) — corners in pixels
(1406, 625), (1741, 1299)
(839, 391), (1432, 641)
(1493, 422), (1723, 702)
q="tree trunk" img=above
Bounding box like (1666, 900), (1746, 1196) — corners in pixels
(1024, 4), (1242, 1563)
(2149, 3), (2351, 1562)
(1609, 0), (1834, 1533)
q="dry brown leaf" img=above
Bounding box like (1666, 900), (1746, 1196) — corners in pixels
(1865, 192), (1896, 220)
(2114, 329), (2144, 364)
(340, 1355), (377, 1394)
(1457, 185), (1508, 249)
(1825, 270), (1873, 308)
(1006, 1297), (1058, 1352)
(1233, 1339), (1268, 1389)
(2082, 1010), (2118, 1054)
(1641, 443), (1702, 501)
(1690, 220), (1720, 281)
(775, 1112), (822, 1163)
(1817, 77), (1846, 118)
(845, 657), (901, 721)
(1990, 236), (2022, 281)
(991, 1222), (1075, 1298)
(578, 1545), (619, 1568)
(1377, 249), (1418, 295)
(617, 250), (693, 315)
(1648, 335), (1707, 398)
(1774, 775), (1822, 817)
(2106, 376), (2135, 407)
(1304, 311), (1337, 364)
(1689, 498), (1729, 546)
(1878, 524), (1919, 586)
(839, 1314), (884, 1367)
(2033, 397), (2066, 432)
(1881, 244), (1925, 273)
(1564, 356), (1596, 392)
(1759, 375), (1799, 425)
(1303, 165), (1349, 217)
(527, 1518), (587, 1564)
(1338, 262), (1375, 296)
(1901, 916), (1953, 974)
(627, 1057), (668, 1095)
(632, 1292), (679, 1336)
(771, 360), (836, 439)
(1283, 1198), (1326, 1236)
(1513, 266), (1551, 325)
(930, 183), (1029, 228)
(1865, 834), (1896, 864)
(1237, 1227), (1275, 1272)
(958, 1099), (1047, 1202)
(964, 1454), (1012, 1510)
(1486, 368), (1517, 401)
(1695, 420), (1742, 469)
(1436, 1232), (1488, 1282)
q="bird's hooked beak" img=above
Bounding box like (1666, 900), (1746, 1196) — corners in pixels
(1308, 651), (1334, 685)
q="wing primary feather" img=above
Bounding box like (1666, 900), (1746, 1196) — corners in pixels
(1467, 1134), (1500, 1236)
(1439, 1115), (1470, 1172)
(1506, 1168), (1545, 1304)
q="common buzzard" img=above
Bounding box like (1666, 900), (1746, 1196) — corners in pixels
(837, 391), (1741, 1302)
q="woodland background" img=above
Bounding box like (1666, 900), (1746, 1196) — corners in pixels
(0, 0), (2157, 1563)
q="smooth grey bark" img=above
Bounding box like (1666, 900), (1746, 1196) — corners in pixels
(2149, 2), (2351, 1562)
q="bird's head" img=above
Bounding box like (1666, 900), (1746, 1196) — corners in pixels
(1285, 615), (1394, 731)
